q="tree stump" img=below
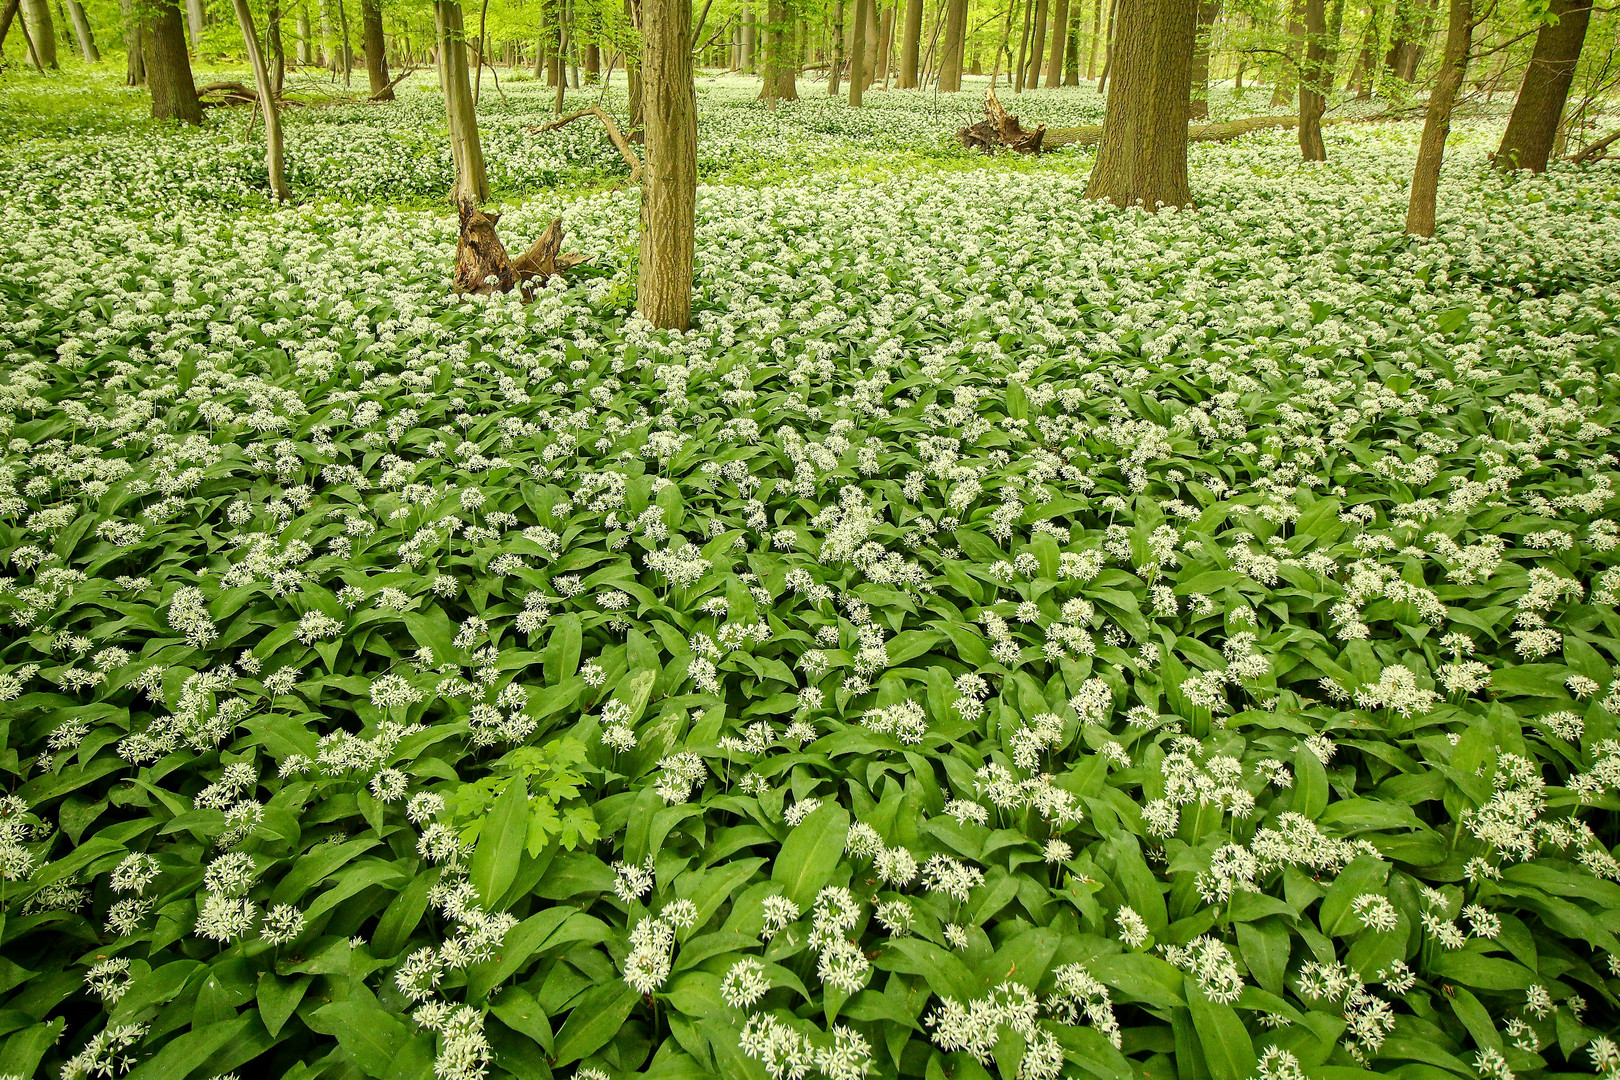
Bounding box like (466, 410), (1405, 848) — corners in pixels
(454, 199), (589, 300)
(958, 88), (1046, 154)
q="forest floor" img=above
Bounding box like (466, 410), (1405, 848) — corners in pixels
(2, 67), (1620, 1080)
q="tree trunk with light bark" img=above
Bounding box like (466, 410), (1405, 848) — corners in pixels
(1494, 0), (1589, 172)
(229, 0), (288, 200)
(937, 0), (966, 89)
(1405, 0), (1470, 235)
(1085, 0), (1195, 208)
(21, 0), (57, 66)
(121, 0), (145, 82)
(898, 0), (921, 84)
(637, 0), (695, 329)
(436, 0), (488, 201)
(1025, 0), (1046, 87)
(64, 0), (97, 60)
(1043, 0), (1067, 84)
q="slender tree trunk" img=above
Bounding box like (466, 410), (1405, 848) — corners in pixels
(1043, 0), (1067, 84)
(297, 3), (312, 63)
(1095, 0), (1117, 91)
(1299, 0), (1328, 159)
(758, 0), (797, 98)
(848, 0), (868, 102)
(1014, 0), (1031, 89)
(21, 0), (57, 66)
(1086, 0), (1195, 208)
(555, 0), (570, 111)
(1494, 0), (1590, 171)
(639, 0), (695, 329)
(898, 0), (921, 84)
(626, 0), (644, 129)
(583, 5), (598, 80)
(1085, 0), (1100, 75)
(1189, 0), (1219, 118)
(145, 0), (201, 121)
(268, 1), (285, 93)
(184, 0), (204, 48)
(1405, 0), (1471, 235)
(937, 0), (965, 89)
(361, 0), (390, 96)
(1026, 0), (1046, 87)
(1349, 0), (1377, 95)
(1271, 0), (1302, 105)
(64, 0), (96, 60)
(229, 0), (289, 200)
(878, 3), (893, 83)
(868, 0), (885, 84)
(1063, 0), (1079, 81)
(436, 0), (488, 200)
(121, 0), (145, 82)
(741, 4), (754, 69)
(829, 0), (845, 92)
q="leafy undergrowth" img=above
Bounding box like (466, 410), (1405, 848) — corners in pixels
(2, 69), (1620, 1080)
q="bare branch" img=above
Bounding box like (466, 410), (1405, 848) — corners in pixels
(533, 106), (645, 182)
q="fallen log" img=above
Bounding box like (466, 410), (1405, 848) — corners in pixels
(454, 199), (590, 300)
(1043, 113), (1307, 150)
(1571, 129), (1620, 165)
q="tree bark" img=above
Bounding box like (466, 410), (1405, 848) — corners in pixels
(848, 0), (868, 101)
(21, 0), (57, 66)
(937, 0), (966, 89)
(828, 0), (845, 92)
(1298, 0), (1327, 158)
(436, 0), (488, 201)
(184, 0), (204, 48)
(1026, 0), (1046, 87)
(1014, 0), (1031, 90)
(758, 0), (797, 99)
(361, 0), (390, 96)
(1188, 0), (1219, 118)
(1044, 0), (1067, 84)
(1405, 0), (1470, 235)
(638, 0), (695, 329)
(741, 4), (754, 69)
(121, 0), (144, 82)
(297, 3), (312, 63)
(1085, 0), (1100, 75)
(1063, 0), (1079, 81)
(1085, 0), (1195, 208)
(1095, 0), (1117, 91)
(145, 0), (202, 122)
(1494, 0), (1590, 171)
(870, 0), (887, 85)
(898, 0), (921, 84)
(1349, 0), (1377, 96)
(229, 0), (288, 201)
(64, 0), (96, 60)
(1271, 0), (1302, 105)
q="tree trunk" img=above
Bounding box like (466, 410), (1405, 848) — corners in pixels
(436, 0), (488, 200)
(121, 0), (145, 82)
(848, 0), (868, 101)
(1014, 0), (1031, 89)
(1085, 0), (1100, 75)
(869, 0), (887, 85)
(297, 3), (312, 63)
(1271, 0), (1302, 105)
(937, 0), (965, 89)
(229, 0), (289, 200)
(1085, 0), (1194, 208)
(268, 1), (285, 93)
(829, 0), (845, 92)
(1095, 0), (1117, 91)
(1063, 0), (1079, 81)
(741, 4), (754, 69)
(145, 0), (201, 122)
(1189, 0), (1219, 118)
(638, 0), (695, 329)
(758, 0), (797, 99)
(361, 0), (390, 96)
(185, 0), (204, 48)
(64, 0), (96, 60)
(1405, 0), (1470, 235)
(1025, 0), (1046, 87)
(1349, 0), (1377, 96)
(878, 3), (893, 83)
(21, 0), (57, 66)
(1494, 0), (1589, 171)
(555, 0), (570, 111)
(1298, 0), (1327, 158)
(898, 0), (921, 84)
(1044, 0), (1067, 84)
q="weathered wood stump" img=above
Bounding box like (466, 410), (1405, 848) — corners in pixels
(958, 88), (1047, 155)
(453, 199), (589, 300)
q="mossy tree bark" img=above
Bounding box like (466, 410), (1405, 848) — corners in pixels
(65, 0), (97, 61)
(1494, 0), (1590, 172)
(21, 0), (57, 67)
(848, 0), (868, 103)
(1084, 0), (1195, 209)
(146, 0), (202, 123)
(121, 0), (145, 82)
(362, 0), (391, 97)
(436, 0), (489, 201)
(1043, 0), (1067, 85)
(1298, 0), (1328, 159)
(637, 0), (696, 330)
(1405, 0), (1471, 235)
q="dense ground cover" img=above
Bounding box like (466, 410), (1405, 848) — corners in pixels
(2, 71), (1620, 1080)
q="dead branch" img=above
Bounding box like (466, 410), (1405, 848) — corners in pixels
(368, 67), (418, 101)
(530, 106), (645, 182)
(1572, 128), (1620, 164)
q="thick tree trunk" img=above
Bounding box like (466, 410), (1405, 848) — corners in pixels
(229, 0), (289, 201)
(1494, 0), (1589, 171)
(121, 0), (145, 82)
(638, 0), (695, 329)
(937, 0), (965, 89)
(1026, 0), (1046, 87)
(1298, 0), (1327, 158)
(21, 0), (57, 66)
(1405, 0), (1470, 235)
(741, 4), (754, 69)
(436, 0), (488, 200)
(64, 0), (96, 60)
(898, 0), (921, 84)
(361, 0), (390, 96)
(848, 0), (868, 101)
(146, 0), (202, 122)
(1044, 0), (1067, 84)
(1189, 0), (1219, 118)
(1085, 0), (1195, 208)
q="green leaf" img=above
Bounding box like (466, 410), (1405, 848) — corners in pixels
(126, 1018), (250, 1080)
(1318, 854), (1389, 937)
(1184, 980), (1257, 1080)
(471, 777), (529, 908)
(305, 1002), (411, 1078)
(770, 800), (850, 910)
(545, 613), (583, 684)
(552, 981), (641, 1065)
(1293, 744), (1328, 820)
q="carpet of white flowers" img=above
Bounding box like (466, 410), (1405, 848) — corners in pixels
(2, 70), (1620, 1080)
